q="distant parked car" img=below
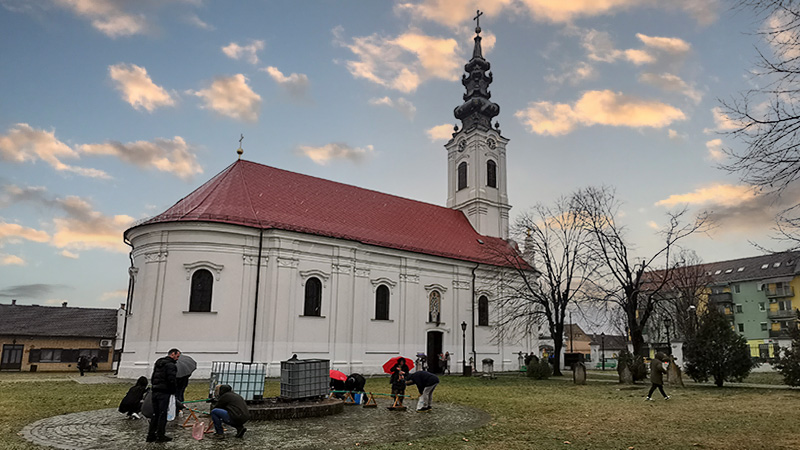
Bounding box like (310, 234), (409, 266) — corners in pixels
(595, 358), (617, 369)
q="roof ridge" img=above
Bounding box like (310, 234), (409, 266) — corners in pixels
(237, 161), (263, 228)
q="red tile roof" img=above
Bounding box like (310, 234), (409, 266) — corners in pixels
(129, 160), (523, 267)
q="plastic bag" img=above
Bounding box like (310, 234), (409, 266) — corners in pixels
(166, 394), (176, 421)
(192, 420), (205, 440)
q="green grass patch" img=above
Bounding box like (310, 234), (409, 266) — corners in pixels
(1, 372), (798, 449)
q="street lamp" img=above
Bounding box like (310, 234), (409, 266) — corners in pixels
(600, 332), (605, 371)
(569, 312), (574, 353)
(461, 321), (468, 376)
(664, 317), (672, 355)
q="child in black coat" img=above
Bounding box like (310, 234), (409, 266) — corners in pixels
(389, 363), (406, 408)
(119, 376), (148, 419)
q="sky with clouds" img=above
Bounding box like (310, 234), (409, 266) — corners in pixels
(0, 0), (793, 310)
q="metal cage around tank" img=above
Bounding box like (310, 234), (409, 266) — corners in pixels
(280, 358), (329, 400)
(208, 361), (267, 401)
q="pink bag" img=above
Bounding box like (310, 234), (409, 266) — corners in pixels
(192, 420), (205, 440)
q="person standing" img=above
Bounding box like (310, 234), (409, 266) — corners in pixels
(389, 362), (407, 408)
(210, 384), (250, 439)
(406, 370), (439, 411)
(146, 348), (180, 443)
(646, 352), (671, 401)
(77, 355), (88, 376)
(444, 352), (451, 375)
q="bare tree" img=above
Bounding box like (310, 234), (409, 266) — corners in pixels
(721, 1), (800, 246)
(487, 197), (596, 376)
(656, 249), (712, 341)
(573, 186), (708, 357)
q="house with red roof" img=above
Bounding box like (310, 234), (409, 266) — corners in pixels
(117, 25), (538, 378)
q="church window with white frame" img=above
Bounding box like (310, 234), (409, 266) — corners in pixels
(457, 162), (468, 191)
(478, 295), (489, 326)
(486, 160), (497, 188)
(375, 285), (390, 320)
(304, 277), (322, 316)
(189, 269), (213, 312)
(428, 291), (441, 323)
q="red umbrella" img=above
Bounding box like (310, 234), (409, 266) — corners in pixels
(329, 369), (347, 381)
(382, 356), (414, 374)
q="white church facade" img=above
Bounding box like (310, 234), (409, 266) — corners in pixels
(117, 24), (538, 379)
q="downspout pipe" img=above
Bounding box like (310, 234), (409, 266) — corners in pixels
(117, 235), (134, 375)
(471, 263), (478, 368)
(250, 229), (264, 363)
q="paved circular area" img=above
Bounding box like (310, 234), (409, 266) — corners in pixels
(21, 402), (490, 449)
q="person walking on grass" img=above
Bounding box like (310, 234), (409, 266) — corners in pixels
(406, 370), (439, 411)
(646, 352), (670, 401)
(146, 348), (180, 443)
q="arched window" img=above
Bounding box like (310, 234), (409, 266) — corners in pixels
(375, 285), (390, 320)
(189, 269), (213, 312)
(486, 160), (497, 188)
(478, 295), (489, 326)
(457, 162), (467, 191)
(428, 291), (441, 323)
(304, 277), (322, 316)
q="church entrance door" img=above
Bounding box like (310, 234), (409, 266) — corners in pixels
(426, 331), (443, 374)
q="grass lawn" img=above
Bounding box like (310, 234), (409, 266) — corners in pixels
(1, 372), (798, 449)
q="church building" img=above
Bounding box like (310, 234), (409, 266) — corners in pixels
(117, 23), (538, 378)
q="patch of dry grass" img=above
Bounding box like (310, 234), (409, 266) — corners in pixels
(0, 372), (797, 449)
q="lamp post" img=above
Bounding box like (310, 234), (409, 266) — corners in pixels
(461, 321), (468, 376)
(687, 305), (697, 339)
(600, 332), (605, 371)
(664, 317), (672, 355)
(569, 312), (574, 353)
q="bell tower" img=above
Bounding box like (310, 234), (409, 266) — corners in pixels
(445, 13), (510, 239)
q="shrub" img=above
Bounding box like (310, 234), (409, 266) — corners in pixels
(684, 308), (755, 387)
(775, 325), (800, 386)
(527, 358), (552, 379)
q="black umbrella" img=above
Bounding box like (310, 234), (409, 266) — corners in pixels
(176, 354), (197, 378)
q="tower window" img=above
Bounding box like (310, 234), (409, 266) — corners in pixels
(189, 269), (213, 312)
(487, 160), (497, 188)
(478, 295), (489, 326)
(375, 285), (390, 320)
(457, 162), (467, 191)
(304, 277), (322, 316)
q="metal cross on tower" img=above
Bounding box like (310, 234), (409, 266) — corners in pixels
(474, 10), (483, 31)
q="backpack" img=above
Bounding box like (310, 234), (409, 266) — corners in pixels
(140, 388), (154, 419)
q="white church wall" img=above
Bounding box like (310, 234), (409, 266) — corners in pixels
(118, 224), (536, 379)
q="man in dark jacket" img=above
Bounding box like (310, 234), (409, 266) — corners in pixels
(211, 384), (251, 438)
(646, 352), (671, 401)
(344, 373), (366, 393)
(146, 348), (180, 443)
(406, 370), (439, 411)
